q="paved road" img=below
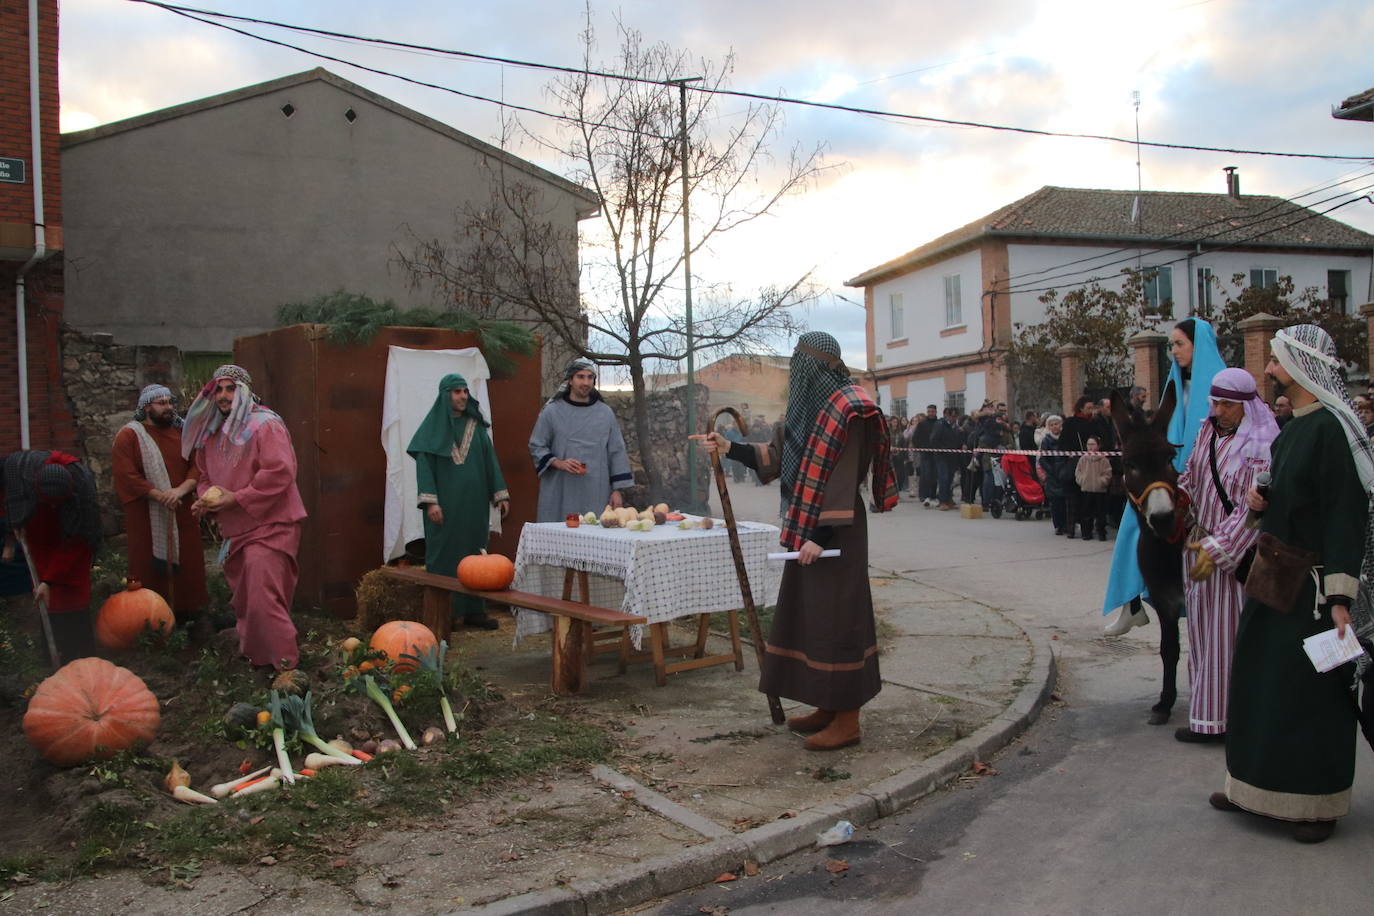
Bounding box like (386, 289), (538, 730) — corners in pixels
(651, 489), (1374, 915)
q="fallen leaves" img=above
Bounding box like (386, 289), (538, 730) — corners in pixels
(713, 872), (737, 883)
(824, 858), (849, 874)
(971, 761), (998, 776)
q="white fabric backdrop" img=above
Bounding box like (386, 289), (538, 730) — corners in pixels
(380, 346), (493, 562)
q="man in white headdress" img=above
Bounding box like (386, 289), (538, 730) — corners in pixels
(1176, 367), (1278, 744)
(1210, 325), (1372, 843)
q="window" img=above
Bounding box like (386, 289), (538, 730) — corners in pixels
(1143, 266), (1174, 315)
(889, 293), (904, 339)
(944, 275), (962, 327)
(1328, 269), (1352, 313)
(1250, 268), (1278, 289)
(890, 397), (908, 419)
(1195, 267), (1215, 316)
(945, 390), (965, 414)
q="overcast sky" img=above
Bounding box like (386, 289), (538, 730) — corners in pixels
(60, 0), (1374, 371)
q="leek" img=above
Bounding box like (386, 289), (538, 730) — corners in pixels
(355, 674), (417, 750)
(266, 691), (297, 784)
(280, 692), (361, 765)
(402, 640), (459, 735)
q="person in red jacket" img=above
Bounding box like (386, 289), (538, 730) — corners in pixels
(2, 450), (103, 661)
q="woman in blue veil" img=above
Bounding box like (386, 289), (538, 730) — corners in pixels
(1102, 318), (1226, 632)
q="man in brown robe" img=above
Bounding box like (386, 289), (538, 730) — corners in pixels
(111, 384), (207, 617)
(698, 332), (898, 750)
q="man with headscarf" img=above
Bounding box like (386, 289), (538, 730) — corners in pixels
(528, 358), (633, 522)
(1210, 325), (1370, 843)
(111, 384), (208, 620)
(697, 332), (898, 751)
(408, 374), (510, 630)
(1175, 367), (1278, 744)
(1, 450), (102, 661)
(184, 366), (306, 671)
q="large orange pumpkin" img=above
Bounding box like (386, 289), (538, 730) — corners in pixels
(457, 550), (515, 591)
(95, 581), (174, 650)
(370, 621), (439, 673)
(23, 658), (161, 766)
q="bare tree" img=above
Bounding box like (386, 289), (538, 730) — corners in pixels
(398, 12), (825, 500)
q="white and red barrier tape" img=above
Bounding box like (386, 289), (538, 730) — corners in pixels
(892, 446), (1123, 457)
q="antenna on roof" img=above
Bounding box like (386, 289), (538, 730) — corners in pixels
(1131, 90), (1143, 224)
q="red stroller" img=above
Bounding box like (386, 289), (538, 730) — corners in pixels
(998, 453), (1047, 520)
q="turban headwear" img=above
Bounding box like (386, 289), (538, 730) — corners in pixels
(1207, 366), (1279, 462)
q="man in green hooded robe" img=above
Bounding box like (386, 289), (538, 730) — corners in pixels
(407, 374), (510, 629)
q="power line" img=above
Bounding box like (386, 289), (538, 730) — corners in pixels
(129, 1), (675, 141)
(127, 0), (1374, 162)
(996, 170), (1374, 293)
(1000, 191), (1374, 298)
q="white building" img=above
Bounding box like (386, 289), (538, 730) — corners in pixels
(847, 178), (1374, 417)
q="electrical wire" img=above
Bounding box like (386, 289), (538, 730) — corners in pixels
(1000, 192), (1374, 297)
(991, 168), (1374, 291)
(126, 0), (1374, 162)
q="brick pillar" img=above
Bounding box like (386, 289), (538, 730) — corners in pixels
(1360, 302), (1374, 377)
(1056, 345), (1088, 415)
(1126, 330), (1167, 406)
(1235, 312), (1284, 403)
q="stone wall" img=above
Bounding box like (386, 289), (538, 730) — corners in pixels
(60, 326), (186, 531)
(604, 384), (712, 512)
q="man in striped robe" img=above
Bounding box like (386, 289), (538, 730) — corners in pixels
(1177, 367), (1277, 742)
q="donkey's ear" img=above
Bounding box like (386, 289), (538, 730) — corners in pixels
(1109, 388), (1133, 443)
(1153, 380), (1178, 432)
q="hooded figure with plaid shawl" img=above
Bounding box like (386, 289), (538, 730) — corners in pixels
(700, 332), (898, 750)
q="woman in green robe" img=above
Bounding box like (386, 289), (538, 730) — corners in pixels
(407, 374), (510, 629)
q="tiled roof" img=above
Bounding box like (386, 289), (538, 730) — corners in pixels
(1334, 87), (1374, 121)
(847, 185), (1374, 286)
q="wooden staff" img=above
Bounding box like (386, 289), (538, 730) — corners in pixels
(705, 406), (785, 725)
(15, 531), (62, 670)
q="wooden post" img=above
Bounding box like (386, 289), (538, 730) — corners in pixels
(1360, 303), (1374, 378)
(1126, 330), (1167, 406)
(1056, 344), (1089, 415)
(1235, 312), (1285, 403)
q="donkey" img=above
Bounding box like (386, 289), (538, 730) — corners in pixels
(1109, 382), (1185, 725)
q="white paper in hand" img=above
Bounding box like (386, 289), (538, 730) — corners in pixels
(1302, 626), (1366, 673)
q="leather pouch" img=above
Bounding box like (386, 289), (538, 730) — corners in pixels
(1243, 532), (1319, 614)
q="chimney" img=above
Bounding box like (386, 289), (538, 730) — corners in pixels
(1223, 166), (1240, 198)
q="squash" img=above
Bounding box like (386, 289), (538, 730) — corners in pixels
(599, 509), (619, 528)
(95, 581), (175, 650)
(223, 702), (263, 731)
(23, 658), (160, 766)
(457, 550), (515, 591)
(654, 503), (669, 515)
(271, 668), (309, 695)
(370, 621), (439, 673)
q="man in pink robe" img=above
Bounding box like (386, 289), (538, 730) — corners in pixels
(185, 366), (306, 670)
(1177, 367), (1279, 742)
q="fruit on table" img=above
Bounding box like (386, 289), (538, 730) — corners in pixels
(370, 620), (439, 673)
(677, 519), (694, 531)
(665, 513), (686, 521)
(600, 509), (620, 528)
(699, 517), (715, 530)
(95, 581), (174, 650)
(456, 549), (516, 591)
(654, 502), (669, 515)
(23, 658), (161, 766)
(582, 511), (599, 525)
(653, 511), (667, 525)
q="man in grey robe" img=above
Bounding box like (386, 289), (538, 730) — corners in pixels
(529, 359), (633, 521)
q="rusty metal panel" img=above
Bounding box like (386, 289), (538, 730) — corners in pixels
(235, 324), (542, 618)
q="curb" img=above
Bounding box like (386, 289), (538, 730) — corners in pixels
(458, 630), (1058, 916)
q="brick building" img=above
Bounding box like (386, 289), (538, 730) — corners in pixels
(1, 0), (73, 454)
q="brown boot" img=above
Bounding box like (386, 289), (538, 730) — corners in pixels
(787, 708), (834, 733)
(804, 709), (861, 751)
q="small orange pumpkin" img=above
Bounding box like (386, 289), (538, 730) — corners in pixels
(369, 621), (438, 673)
(95, 581), (175, 650)
(23, 658), (161, 766)
(457, 550), (515, 591)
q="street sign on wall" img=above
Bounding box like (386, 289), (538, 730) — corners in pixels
(0, 158), (26, 183)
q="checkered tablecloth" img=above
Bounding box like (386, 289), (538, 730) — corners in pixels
(512, 517), (782, 643)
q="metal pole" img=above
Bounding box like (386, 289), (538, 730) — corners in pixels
(678, 79), (698, 509)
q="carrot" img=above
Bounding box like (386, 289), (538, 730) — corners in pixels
(350, 749), (374, 762)
(299, 768), (317, 777)
(232, 773), (274, 794)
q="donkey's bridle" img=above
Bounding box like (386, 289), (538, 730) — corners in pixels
(1126, 480), (1188, 544)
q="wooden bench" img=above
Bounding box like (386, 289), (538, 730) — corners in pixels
(377, 565), (646, 695)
